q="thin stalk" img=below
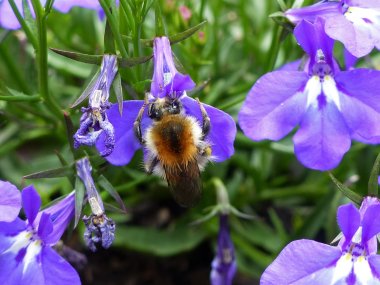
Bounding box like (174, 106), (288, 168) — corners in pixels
(8, 0), (38, 49)
(30, 0), (62, 119)
(265, 24), (282, 73)
(0, 45), (30, 93)
(99, 0), (129, 58)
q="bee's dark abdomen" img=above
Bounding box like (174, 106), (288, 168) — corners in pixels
(164, 160), (202, 207)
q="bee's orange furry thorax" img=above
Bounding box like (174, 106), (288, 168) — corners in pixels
(150, 115), (198, 167)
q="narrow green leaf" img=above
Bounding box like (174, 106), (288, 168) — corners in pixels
(118, 55), (152, 68)
(269, 11), (285, 18)
(24, 166), (73, 179)
(50, 48), (103, 65)
(98, 175), (127, 213)
(71, 69), (100, 108)
(169, 20), (207, 45)
(276, 0), (287, 11)
(368, 152), (380, 196)
(292, 0), (305, 9)
(104, 19), (116, 54)
(74, 177), (86, 228)
(0, 94), (40, 102)
(155, 0), (166, 36)
(112, 73), (123, 115)
(328, 172), (363, 204)
(63, 112), (80, 160)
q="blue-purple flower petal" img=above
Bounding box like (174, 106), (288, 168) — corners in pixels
(361, 204), (380, 243)
(181, 95), (236, 162)
(22, 185), (41, 225)
(0, 180), (21, 222)
(261, 240), (342, 285)
(293, 103), (351, 171)
(337, 203), (361, 243)
(96, 101), (146, 166)
(238, 71), (308, 141)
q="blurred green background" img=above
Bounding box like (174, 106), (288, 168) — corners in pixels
(1, 0), (380, 284)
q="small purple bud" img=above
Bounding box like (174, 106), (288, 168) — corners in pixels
(73, 55), (118, 157)
(211, 214), (237, 285)
(76, 157), (116, 251)
(83, 214), (115, 252)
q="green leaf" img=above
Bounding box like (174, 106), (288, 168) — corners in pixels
(24, 166), (73, 179)
(328, 172), (363, 204)
(275, 0), (287, 11)
(112, 73), (123, 115)
(155, 0), (166, 36)
(0, 87), (40, 102)
(104, 19), (116, 54)
(74, 176), (86, 228)
(118, 55), (152, 68)
(368, 152), (380, 196)
(50, 48), (103, 65)
(114, 225), (207, 256)
(71, 69), (100, 108)
(98, 175), (127, 213)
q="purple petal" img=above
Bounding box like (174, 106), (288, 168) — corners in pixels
(238, 71), (308, 141)
(164, 73), (196, 99)
(337, 204), (361, 242)
(293, 103), (351, 171)
(37, 213), (53, 242)
(285, 1), (341, 25)
(347, 0), (380, 8)
(96, 101), (147, 166)
(277, 59), (303, 71)
(368, 255), (380, 282)
(337, 69), (380, 143)
(359, 197), (380, 218)
(22, 185), (41, 225)
(325, 14), (374, 57)
(344, 48), (358, 70)
(261, 239), (342, 285)
(53, 0), (101, 13)
(181, 96), (236, 162)
(0, 0), (23, 30)
(0, 218), (26, 253)
(41, 247), (81, 285)
(294, 19), (335, 68)
(34, 192), (75, 245)
(361, 204), (380, 243)
(0, 180), (21, 222)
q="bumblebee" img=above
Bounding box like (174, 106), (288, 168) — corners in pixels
(134, 96), (211, 207)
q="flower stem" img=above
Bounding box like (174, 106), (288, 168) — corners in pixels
(8, 0), (38, 49)
(99, 0), (129, 59)
(30, 0), (62, 119)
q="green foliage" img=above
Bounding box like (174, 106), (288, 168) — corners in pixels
(1, 0), (380, 282)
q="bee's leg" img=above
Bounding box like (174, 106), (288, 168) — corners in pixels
(146, 156), (159, 174)
(133, 97), (149, 145)
(196, 98), (210, 139)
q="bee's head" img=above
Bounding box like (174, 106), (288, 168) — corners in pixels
(148, 98), (182, 120)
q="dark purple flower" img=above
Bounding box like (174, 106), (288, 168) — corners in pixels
(0, 0), (102, 30)
(96, 37), (236, 166)
(76, 157), (115, 252)
(211, 214), (237, 285)
(73, 55), (118, 157)
(286, 0), (380, 57)
(0, 185), (79, 285)
(261, 197), (380, 284)
(0, 180), (21, 222)
(238, 18), (380, 171)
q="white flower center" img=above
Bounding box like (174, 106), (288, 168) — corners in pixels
(163, 72), (172, 87)
(304, 75), (341, 109)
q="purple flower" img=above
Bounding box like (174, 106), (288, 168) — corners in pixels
(286, 0), (380, 57)
(76, 157), (115, 252)
(0, 180), (21, 222)
(261, 196), (380, 284)
(211, 214), (237, 285)
(0, 0), (102, 30)
(96, 36), (236, 167)
(73, 55), (118, 157)
(0, 185), (79, 285)
(238, 19), (380, 171)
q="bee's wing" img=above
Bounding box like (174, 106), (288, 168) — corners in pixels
(164, 160), (202, 207)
